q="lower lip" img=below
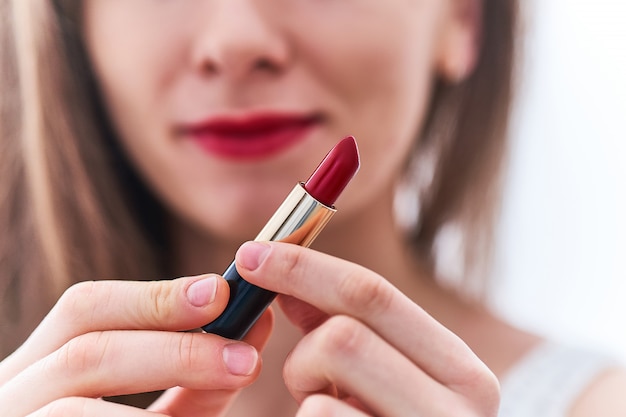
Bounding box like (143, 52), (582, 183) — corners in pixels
(185, 119), (319, 160)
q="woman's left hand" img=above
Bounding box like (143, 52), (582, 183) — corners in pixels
(235, 241), (500, 417)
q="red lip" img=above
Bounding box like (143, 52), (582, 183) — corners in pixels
(178, 112), (321, 160)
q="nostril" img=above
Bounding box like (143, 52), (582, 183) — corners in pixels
(196, 50), (284, 78)
(254, 58), (280, 73)
(200, 59), (219, 75)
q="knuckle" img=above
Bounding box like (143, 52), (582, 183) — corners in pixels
(173, 333), (202, 373)
(53, 281), (98, 321)
(450, 359), (501, 416)
(460, 358), (497, 390)
(278, 246), (307, 283)
(316, 315), (368, 358)
(53, 332), (110, 375)
(473, 368), (501, 416)
(145, 282), (176, 324)
(336, 270), (394, 316)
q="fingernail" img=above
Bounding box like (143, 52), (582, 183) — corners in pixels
(223, 343), (258, 376)
(186, 276), (218, 307)
(237, 241), (270, 271)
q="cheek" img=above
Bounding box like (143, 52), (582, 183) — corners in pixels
(292, 8), (440, 208)
(83, 3), (202, 216)
(293, 2), (440, 115)
(83, 4), (186, 150)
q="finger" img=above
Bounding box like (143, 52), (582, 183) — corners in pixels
(284, 315), (466, 417)
(148, 308), (275, 416)
(277, 295), (330, 334)
(296, 394), (371, 417)
(0, 331), (260, 417)
(1, 274), (230, 382)
(236, 242), (493, 392)
(26, 397), (167, 417)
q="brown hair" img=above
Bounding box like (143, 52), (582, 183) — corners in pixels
(0, 0), (518, 357)
(409, 0), (519, 296)
(0, 0), (165, 355)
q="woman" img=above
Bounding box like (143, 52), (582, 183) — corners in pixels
(1, 0), (624, 416)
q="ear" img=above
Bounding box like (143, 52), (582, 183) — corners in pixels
(436, 0), (482, 84)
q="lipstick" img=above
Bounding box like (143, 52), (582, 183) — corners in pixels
(202, 136), (360, 339)
(181, 113), (321, 160)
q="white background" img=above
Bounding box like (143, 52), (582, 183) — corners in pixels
(491, 0), (626, 361)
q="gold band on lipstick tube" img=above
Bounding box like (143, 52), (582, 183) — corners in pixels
(253, 183), (336, 247)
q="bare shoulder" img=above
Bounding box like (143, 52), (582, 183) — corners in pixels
(569, 367), (626, 417)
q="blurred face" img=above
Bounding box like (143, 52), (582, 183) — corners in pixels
(83, 0), (477, 243)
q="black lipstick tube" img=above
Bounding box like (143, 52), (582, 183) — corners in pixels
(201, 183), (335, 340)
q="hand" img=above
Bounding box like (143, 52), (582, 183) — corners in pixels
(0, 274), (273, 417)
(235, 242), (500, 417)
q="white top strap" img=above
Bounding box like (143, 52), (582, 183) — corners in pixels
(498, 341), (616, 417)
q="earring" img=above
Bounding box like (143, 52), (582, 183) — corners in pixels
(394, 175), (420, 233)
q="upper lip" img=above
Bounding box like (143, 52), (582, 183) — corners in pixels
(177, 112), (322, 137)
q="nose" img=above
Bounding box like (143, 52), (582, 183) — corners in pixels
(191, 1), (290, 80)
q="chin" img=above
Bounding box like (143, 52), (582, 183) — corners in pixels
(210, 215), (267, 243)
(196, 198), (283, 244)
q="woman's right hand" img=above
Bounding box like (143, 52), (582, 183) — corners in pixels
(0, 274), (273, 417)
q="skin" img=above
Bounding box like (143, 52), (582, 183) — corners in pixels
(79, 0), (457, 254)
(1, 0), (626, 416)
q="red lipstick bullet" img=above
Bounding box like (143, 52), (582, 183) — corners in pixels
(304, 136), (360, 207)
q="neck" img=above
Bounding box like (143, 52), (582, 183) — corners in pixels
(315, 193), (419, 285)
